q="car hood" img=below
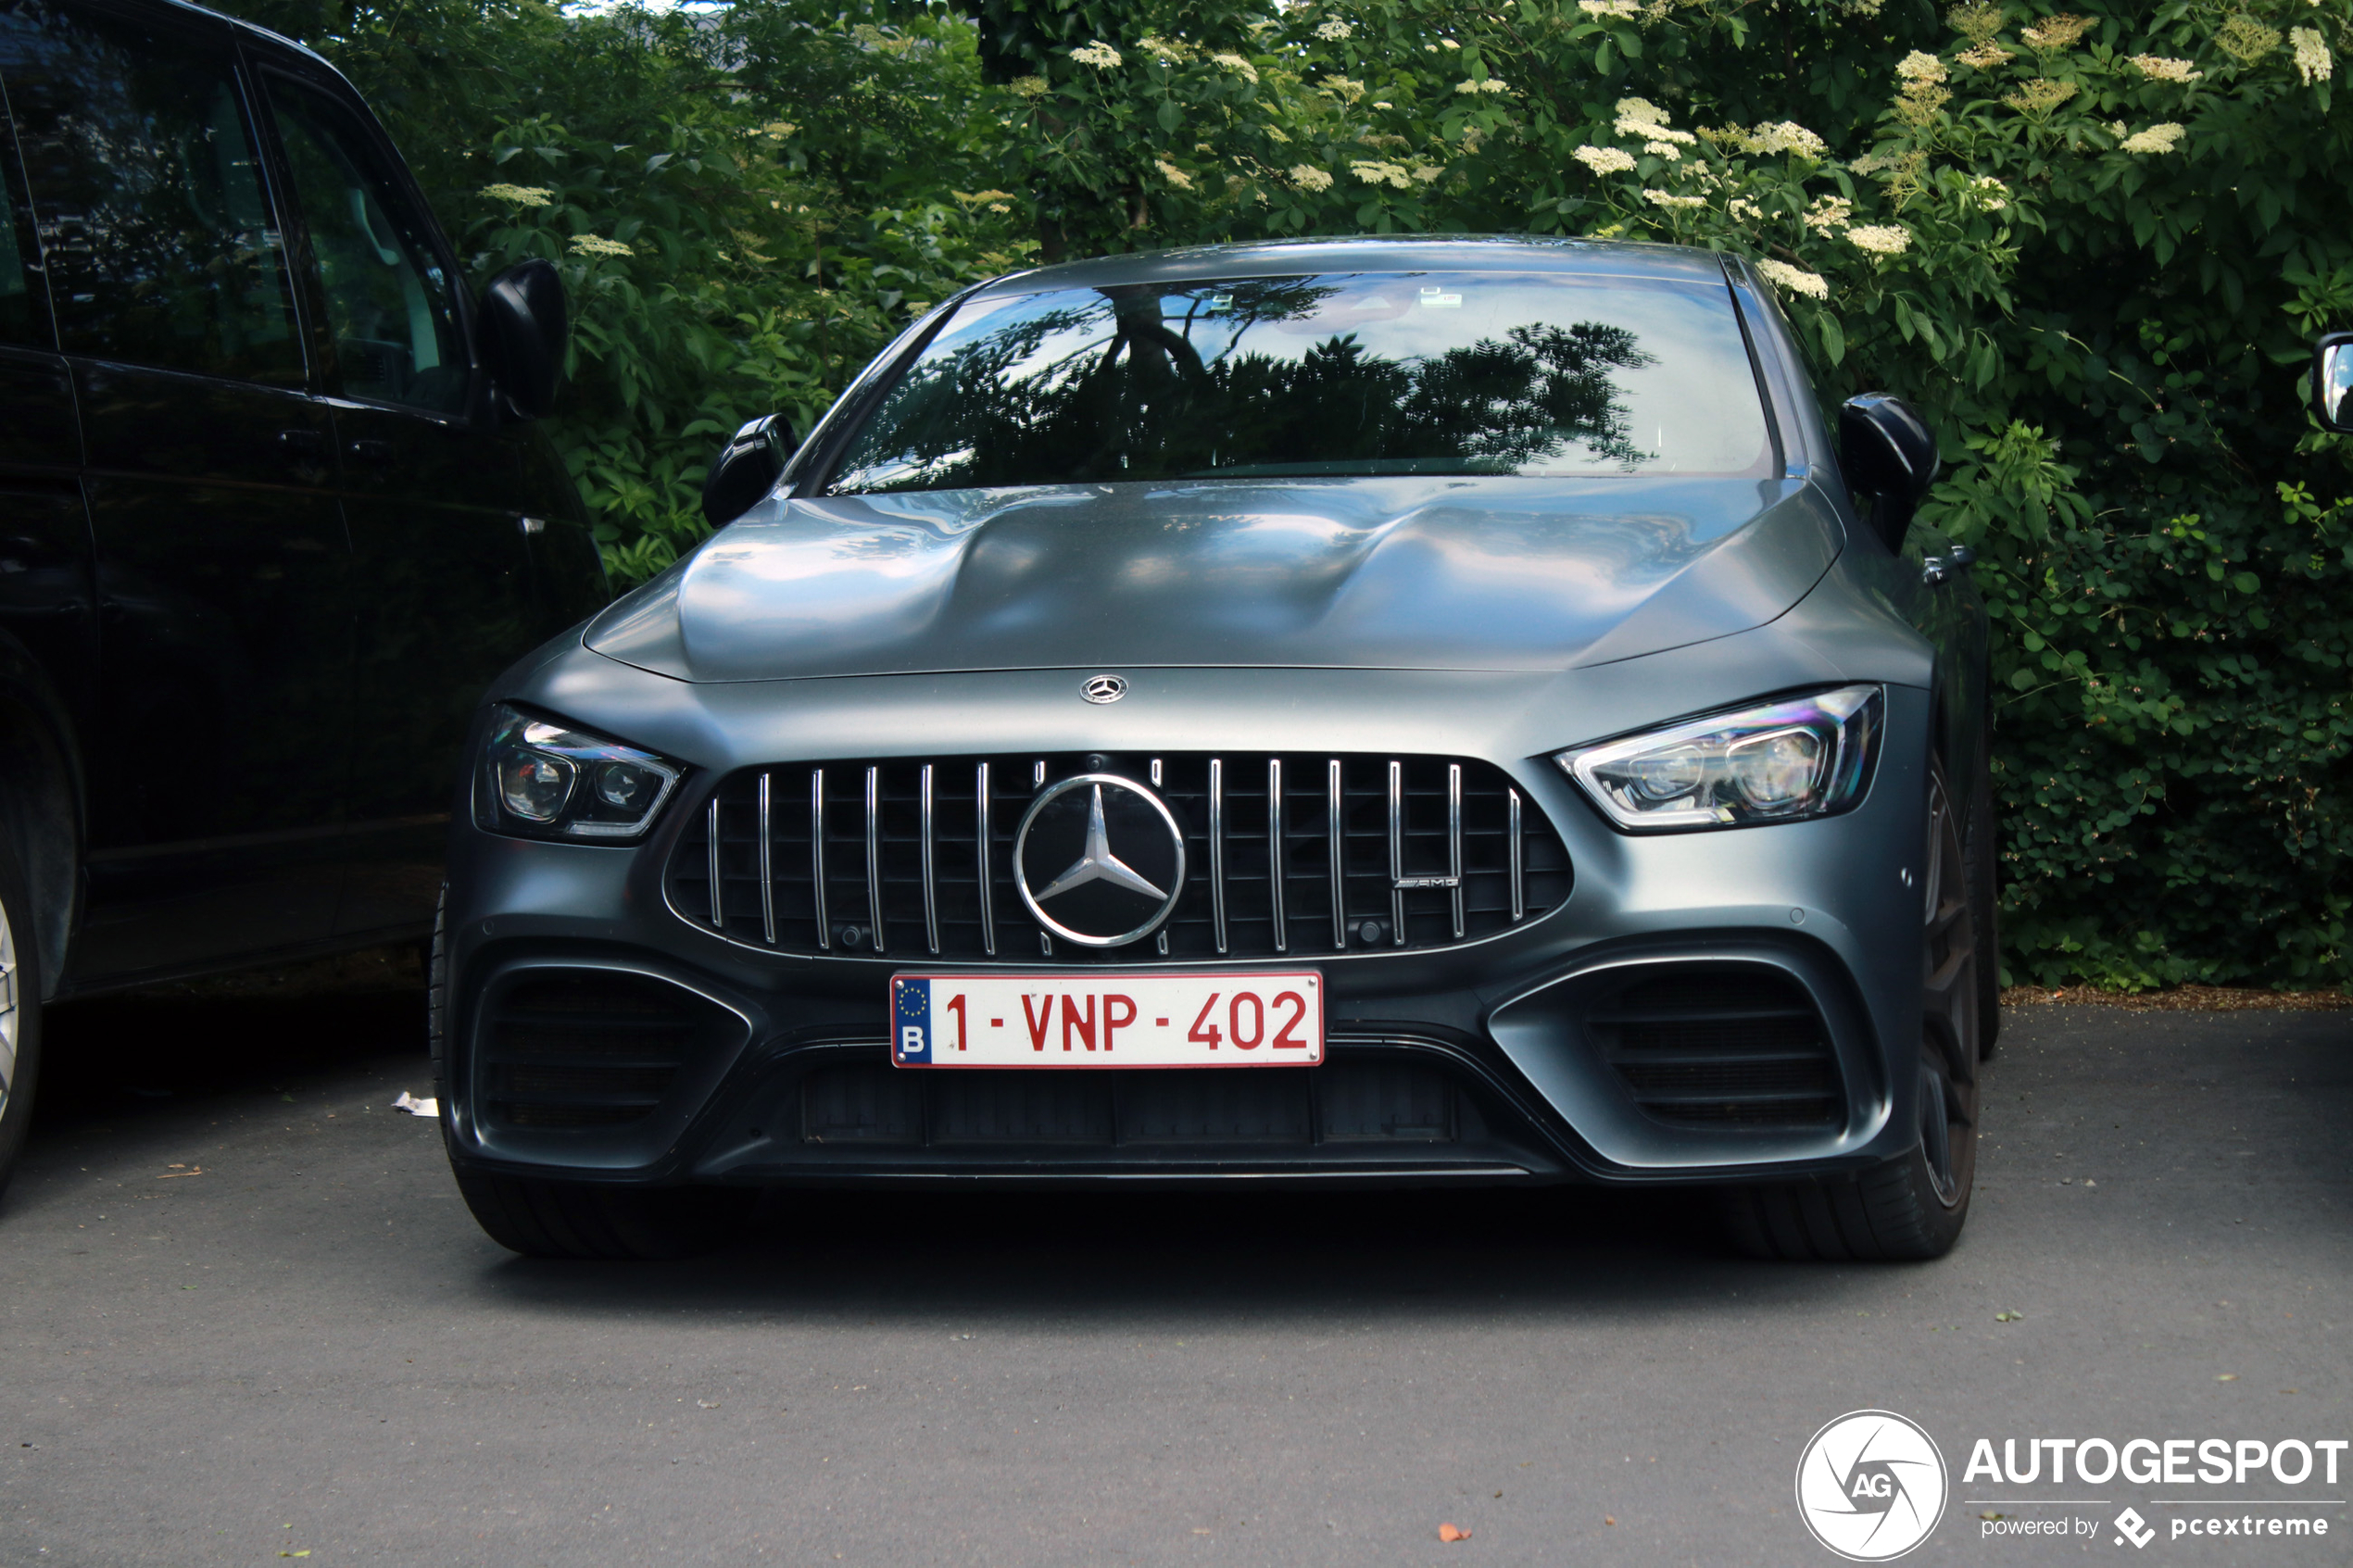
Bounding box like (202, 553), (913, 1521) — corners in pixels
(583, 475), (1843, 683)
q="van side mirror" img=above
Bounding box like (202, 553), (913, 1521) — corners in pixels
(702, 413), (797, 526)
(2312, 333), (2353, 432)
(1839, 393), (1940, 552)
(476, 258), (567, 420)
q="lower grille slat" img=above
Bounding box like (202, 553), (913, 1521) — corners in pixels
(670, 751), (1572, 964)
(1590, 966), (1843, 1130)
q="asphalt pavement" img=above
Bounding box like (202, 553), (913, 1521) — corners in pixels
(3, 972), (2347, 1568)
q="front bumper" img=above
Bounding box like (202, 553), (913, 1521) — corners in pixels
(440, 656), (1936, 1191)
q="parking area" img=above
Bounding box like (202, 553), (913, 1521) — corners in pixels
(3, 972), (2347, 1567)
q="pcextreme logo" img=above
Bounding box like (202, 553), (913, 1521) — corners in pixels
(1796, 1410), (1951, 1562)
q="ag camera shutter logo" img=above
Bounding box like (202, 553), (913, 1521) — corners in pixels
(1795, 1410), (1948, 1561)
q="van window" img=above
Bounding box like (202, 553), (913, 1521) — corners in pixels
(0, 2), (302, 383)
(267, 76), (467, 415)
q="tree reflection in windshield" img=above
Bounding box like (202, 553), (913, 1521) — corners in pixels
(825, 271), (1770, 494)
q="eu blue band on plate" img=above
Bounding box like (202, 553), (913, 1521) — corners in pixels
(892, 977), (932, 1063)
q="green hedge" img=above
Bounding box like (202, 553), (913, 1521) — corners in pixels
(242, 0), (2353, 991)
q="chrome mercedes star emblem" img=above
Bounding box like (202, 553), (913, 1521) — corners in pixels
(1081, 673), (1127, 704)
(1013, 773), (1187, 947)
(1035, 785), (1168, 903)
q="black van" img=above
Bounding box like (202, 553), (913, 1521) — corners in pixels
(0, 0), (607, 1193)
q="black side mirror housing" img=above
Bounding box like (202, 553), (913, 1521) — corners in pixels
(1839, 392), (1940, 552)
(2312, 332), (2353, 432)
(476, 258), (567, 420)
(702, 413), (798, 527)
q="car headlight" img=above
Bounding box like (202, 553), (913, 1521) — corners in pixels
(1557, 684), (1883, 832)
(477, 705), (684, 842)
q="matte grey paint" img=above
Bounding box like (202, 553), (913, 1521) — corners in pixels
(442, 236), (1987, 1189)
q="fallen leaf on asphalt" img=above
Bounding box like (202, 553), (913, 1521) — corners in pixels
(2217, 1374), (2237, 1382)
(1492, 1490), (1502, 1499)
(1438, 1523), (1470, 1542)
(1994, 1311), (2022, 1322)
(1604, 1516), (1617, 1526)
(159, 1167), (204, 1179)
(698, 1400), (720, 1409)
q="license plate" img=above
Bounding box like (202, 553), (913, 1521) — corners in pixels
(889, 972), (1325, 1068)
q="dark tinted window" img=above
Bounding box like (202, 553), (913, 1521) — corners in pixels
(0, 1), (301, 383)
(0, 89), (44, 347)
(826, 270), (1771, 494)
(267, 76), (466, 414)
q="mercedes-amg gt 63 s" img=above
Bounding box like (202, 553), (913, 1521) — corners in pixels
(436, 236), (1997, 1262)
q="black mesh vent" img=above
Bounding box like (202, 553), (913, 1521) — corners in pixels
(667, 751), (1570, 964)
(1589, 966), (1842, 1130)
(478, 970), (734, 1131)
(794, 1060), (1460, 1148)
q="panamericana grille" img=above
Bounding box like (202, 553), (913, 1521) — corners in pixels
(666, 752), (1570, 963)
(478, 970), (736, 1131)
(1588, 966), (1843, 1130)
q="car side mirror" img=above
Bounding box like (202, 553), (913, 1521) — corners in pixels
(2312, 333), (2353, 433)
(702, 413), (798, 527)
(1839, 393), (1940, 552)
(476, 258), (567, 420)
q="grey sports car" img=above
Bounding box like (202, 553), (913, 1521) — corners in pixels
(436, 236), (1996, 1262)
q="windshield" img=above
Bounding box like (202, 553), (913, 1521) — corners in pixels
(824, 270), (1773, 494)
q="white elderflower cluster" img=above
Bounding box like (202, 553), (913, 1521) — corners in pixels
(1803, 194), (1853, 232)
(569, 234), (634, 257)
(1350, 160), (1414, 189)
(1137, 35), (1186, 63)
(1289, 164), (1334, 191)
(1067, 40), (1122, 69)
(1455, 77), (1512, 94)
(1958, 42), (2014, 68)
(1211, 52), (1259, 83)
(1615, 98), (1696, 145)
(1643, 140), (1682, 161)
(1844, 224), (1910, 256)
(1895, 50), (1947, 85)
(482, 183), (555, 206)
(1321, 74), (1367, 102)
(2129, 55), (2202, 82)
(1154, 159), (1194, 190)
(1314, 18), (1353, 40)
(2120, 122), (2186, 155)
(1746, 120), (1827, 157)
(1579, 0), (1641, 16)
(1010, 75), (1049, 96)
(1728, 194), (1763, 221)
(1642, 189), (1705, 208)
(1756, 257), (1830, 299)
(1573, 144), (1637, 174)
(1967, 174), (2010, 212)
(2291, 27), (2334, 85)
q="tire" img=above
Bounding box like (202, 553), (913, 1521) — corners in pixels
(453, 1167), (755, 1261)
(1723, 759), (1982, 1261)
(0, 826), (42, 1208)
(1964, 734), (2002, 1061)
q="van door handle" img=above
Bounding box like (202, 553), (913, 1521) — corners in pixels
(276, 429), (326, 458)
(346, 438), (396, 465)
